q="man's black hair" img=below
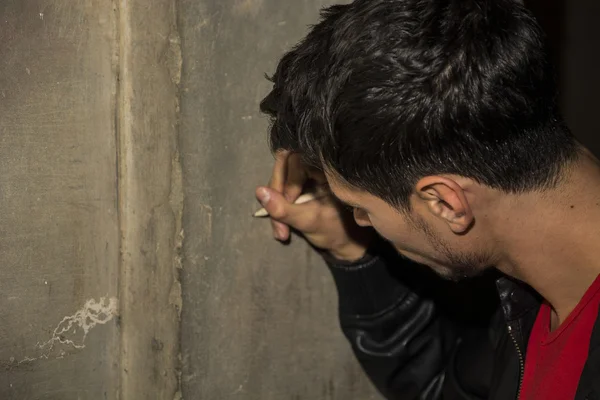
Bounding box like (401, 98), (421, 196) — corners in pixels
(260, 0), (578, 209)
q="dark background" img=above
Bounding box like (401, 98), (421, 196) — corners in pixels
(527, 0), (600, 155)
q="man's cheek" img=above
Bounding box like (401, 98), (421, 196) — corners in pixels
(371, 222), (403, 244)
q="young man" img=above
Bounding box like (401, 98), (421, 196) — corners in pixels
(255, 0), (600, 399)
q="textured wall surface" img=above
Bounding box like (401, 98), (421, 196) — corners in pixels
(117, 0), (183, 399)
(0, 0), (598, 399)
(0, 0), (120, 398)
(0, 0), (185, 398)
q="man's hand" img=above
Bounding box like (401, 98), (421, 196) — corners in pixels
(255, 151), (373, 262)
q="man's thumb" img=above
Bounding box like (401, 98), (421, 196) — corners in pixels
(256, 187), (289, 220)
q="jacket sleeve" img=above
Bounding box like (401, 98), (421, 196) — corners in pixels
(324, 237), (498, 400)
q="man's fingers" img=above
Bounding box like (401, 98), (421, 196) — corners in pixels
(272, 220), (289, 241)
(268, 150), (290, 192)
(257, 187), (289, 220)
(284, 153), (307, 202)
(256, 187), (290, 240)
(256, 187), (319, 234)
(267, 151), (292, 239)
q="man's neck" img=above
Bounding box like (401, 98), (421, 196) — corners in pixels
(495, 149), (600, 329)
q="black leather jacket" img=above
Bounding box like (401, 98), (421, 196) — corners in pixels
(325, 239), (600, 399)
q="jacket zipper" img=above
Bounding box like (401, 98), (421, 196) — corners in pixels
(508, 324), (525, 399)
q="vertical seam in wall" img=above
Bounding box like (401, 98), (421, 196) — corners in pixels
(115, 0), (131, 398)
(169, 0), (184, 398)
(115, 0), (184, 398)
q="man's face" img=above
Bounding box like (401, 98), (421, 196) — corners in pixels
(326, 173), (492, 281)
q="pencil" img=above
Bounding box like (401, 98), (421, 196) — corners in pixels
(252, 192), (322, 218)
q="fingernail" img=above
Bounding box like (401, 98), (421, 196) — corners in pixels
(274, 227), (285, 240)
(257, 188), (271, 206)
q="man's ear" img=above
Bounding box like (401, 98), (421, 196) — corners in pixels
(415, 176), (474, 234)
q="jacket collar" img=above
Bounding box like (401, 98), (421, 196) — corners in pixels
(495, 276), (541, 322)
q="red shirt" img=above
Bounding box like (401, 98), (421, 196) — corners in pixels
(519, 274), (600, 400)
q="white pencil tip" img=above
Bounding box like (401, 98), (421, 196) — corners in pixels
(253, 208), (269, 218)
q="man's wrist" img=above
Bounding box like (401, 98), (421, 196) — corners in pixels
(328, 242), (370, 263)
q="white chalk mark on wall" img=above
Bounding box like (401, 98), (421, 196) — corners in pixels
(38, 297), (118, 350)
(10, 297), (118, 365)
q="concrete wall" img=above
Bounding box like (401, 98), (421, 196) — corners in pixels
(0, 0), (184, 398)
(177, 0), (377, 398)
(0, 0), (597, 399)
(117, 1), (182, 399)
(0, 0), (120, 398)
